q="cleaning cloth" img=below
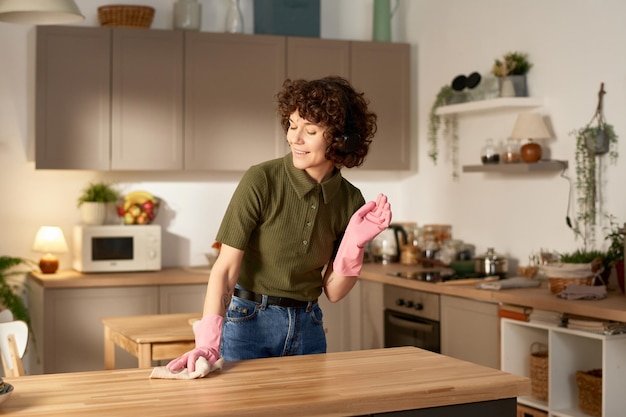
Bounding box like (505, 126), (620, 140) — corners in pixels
(557, 284), (607, 300)
(150, 357), (225, 380)
(476, 276), (542, 290)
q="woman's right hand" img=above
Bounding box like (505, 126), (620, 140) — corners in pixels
(166, 314), (224, 372)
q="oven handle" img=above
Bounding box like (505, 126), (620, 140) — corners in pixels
(387, 312), (434, 333)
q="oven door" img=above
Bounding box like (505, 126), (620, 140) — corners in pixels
(384, 309), (440, 353)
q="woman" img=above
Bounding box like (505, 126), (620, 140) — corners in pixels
(167, 76), (391, 372)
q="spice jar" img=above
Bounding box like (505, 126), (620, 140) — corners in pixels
(481, 139), (500, 164)
(501, 138), (521, 163)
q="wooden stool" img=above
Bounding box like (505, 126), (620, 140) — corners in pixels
(101, 313), (200, 369)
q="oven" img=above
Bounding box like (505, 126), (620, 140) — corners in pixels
(383, 284), (441, 353)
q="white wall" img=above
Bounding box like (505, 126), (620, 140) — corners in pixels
(0, 0), (624, 273)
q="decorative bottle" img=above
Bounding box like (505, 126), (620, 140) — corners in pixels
(225, 0), (243, 33)
(174, 0), (201, 31)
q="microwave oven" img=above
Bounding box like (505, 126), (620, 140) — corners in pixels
(73, 225), (162, 273)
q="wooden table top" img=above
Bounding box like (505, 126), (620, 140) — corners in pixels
(2, 347), (529, 417)
(101, 313), (200, 343)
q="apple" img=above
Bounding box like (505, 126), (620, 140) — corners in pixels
(116, 204), (125, 216)
(141, 200), (155, 214)
(136, 212), (149, 224)
(123, 212), (135, 225)
(128, 205), (141, 217)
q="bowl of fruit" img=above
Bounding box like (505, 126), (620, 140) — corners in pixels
(117, 190), (159, 225)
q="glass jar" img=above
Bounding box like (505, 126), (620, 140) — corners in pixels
(481, 138), (500, 164)
(174, 0), (201, 31)
(501, 138), (521, 163)
(225, 0), (244, 33)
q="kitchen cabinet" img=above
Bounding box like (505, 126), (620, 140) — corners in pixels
(184, 33), (286, 171)
(28, 282), (205, 374)
(357, 280), (385, 350)
(36, 27), (411, 172)
(351, 41), (410, 170)
(36, 26), (111, 170)
(440, 295), (500, 369)
(501, 318), (626, 417)
(111, 29), (184, 170)
(317, 287), (360, 353)
(36, 26), (184, 170)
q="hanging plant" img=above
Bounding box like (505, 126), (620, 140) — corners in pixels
(428, 85), (460, 179)
(569, 83), (619, 249)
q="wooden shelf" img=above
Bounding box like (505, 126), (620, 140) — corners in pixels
(435, 97), (544, 116)
(462, 160), (567, 173)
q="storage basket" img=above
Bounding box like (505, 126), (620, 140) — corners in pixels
(98, 5), (155, 28)
(529, 343), (548, 401)
(543, 263), (594, 294)
(576, 369), (602, 417)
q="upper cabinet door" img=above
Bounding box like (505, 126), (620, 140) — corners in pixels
(184, 33), (286, 171)
(350, 41), (410, 171)
(111, 29), (184, 170)
(36, 26), (111, 170)
(287, 37), (350, 80)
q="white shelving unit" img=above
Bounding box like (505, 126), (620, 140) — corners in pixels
(501, 318), (626, 417)
(435, 97), (543, 116)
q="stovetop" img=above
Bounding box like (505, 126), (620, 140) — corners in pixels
(387, 270), (487, 283)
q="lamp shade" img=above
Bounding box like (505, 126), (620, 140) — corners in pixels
(32, 226), (68, 254)
(510, 112), (551, 140)
(0, 0), (84, 25)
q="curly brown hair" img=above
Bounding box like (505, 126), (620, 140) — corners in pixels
(275, 76), (377, 168)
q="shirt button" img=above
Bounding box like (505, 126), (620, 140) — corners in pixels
(306, 221), (311, 227)
(303, 240), (308, 245)
(311, 204), (316, 210)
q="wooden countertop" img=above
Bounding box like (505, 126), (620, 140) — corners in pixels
(2, 347), (529, 417)
(28, 264), (626, 321)
(360, 263), (626, 322)
(28, 267), (210, 288)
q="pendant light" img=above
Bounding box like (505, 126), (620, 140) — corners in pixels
(0, 0), (84, 25)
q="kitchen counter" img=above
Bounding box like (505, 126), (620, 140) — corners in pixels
(360, 263), (626, 322)
(28, 267), (210, 288)
(2, 347), (529, 417)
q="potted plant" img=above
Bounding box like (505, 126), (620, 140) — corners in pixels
(428, 85), (460, 179)
(569, 83), (619, 249)
(0, 256), (34, 327)
(77, 181), (120, 225)
(491, 51), (533, 97)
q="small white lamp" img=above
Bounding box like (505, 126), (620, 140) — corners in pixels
(32, 226), (68, 274)
(0, 0), (84, 25)
(510, 112), (552, 163)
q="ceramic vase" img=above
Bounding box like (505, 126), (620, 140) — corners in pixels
(80, 202), (107, 225)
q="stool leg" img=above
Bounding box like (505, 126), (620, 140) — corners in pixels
(104, 326), (115, 370)
(137, 343), (152, 368)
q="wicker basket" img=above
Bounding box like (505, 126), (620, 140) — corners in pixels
(543, 263), (594, 294)
(576, 369), (602, 417)
(98, 5), (155, 28)
(529, 343), (549, 401)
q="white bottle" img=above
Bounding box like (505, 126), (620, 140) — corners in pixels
(224, 0), (243, 33)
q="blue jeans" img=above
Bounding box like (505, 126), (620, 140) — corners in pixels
(220, 291), (326, 360)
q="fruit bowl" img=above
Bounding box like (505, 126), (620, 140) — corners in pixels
(116, 191), (159, 225)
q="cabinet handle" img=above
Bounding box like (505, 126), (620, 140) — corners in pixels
(387, 314), (434, 333)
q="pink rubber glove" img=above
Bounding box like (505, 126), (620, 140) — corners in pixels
(333, 194), (392, 276)
(166, 314), (223, 372)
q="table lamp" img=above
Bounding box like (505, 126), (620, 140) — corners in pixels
(32, 226), (68, 274)
(0, 0), (84, 25)
(510, 112), (552, 163)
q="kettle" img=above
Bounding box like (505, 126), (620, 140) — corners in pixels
(371, 225), (407, 264)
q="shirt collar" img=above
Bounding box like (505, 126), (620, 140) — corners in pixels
(283, 153), (343, 204)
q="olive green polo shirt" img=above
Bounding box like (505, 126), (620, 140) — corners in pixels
(216, 153), (365, 301)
